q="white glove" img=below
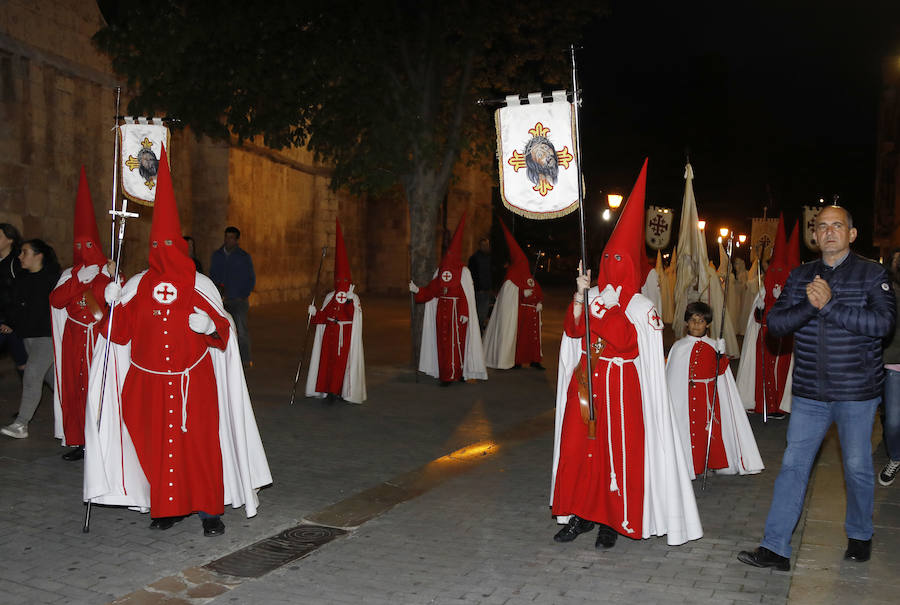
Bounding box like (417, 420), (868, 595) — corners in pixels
(598, 284), (622, 308)
(523, 288), (533, 298)
(772, 283), (782, 299)
(77, 265), (100, 284)
(460, 315), (469, 325)
(104, 282), (122, 305)
(715, 338), (726, 354)
(188, 306), (216, 335)
(408, 281), (419, 294)
(756, 294), (766, 309)
(346, 284), (358, 302)
(308, 304), (317, 317)
(535, 302), (543, 313)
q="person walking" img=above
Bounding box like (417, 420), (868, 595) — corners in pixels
(0, 223), (27, 376)
(209, 226), (255, 365)
(878, 249), (900, 487)
(1, 239), (61, 439)
(738, 205), (895, 570)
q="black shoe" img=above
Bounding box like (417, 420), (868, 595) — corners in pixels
(768, 412), (787, 420)
(512, 364), (522, 369)
(62, 446), (84, 461)
(324, 393), (337, 405)
(737, 547), (790, 571)
(530, 362), (545, 370)
(202, 517), (225, 537)
(553, 516), (595, 543)
(844, 538), (871, 562)
(149, 517), (178, 530)
(595, 524), (618, 549)
(440, 381), (451, 387)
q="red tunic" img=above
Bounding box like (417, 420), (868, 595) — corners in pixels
(686, 340), (729, 475)
(754, 321), (792, 414)
(515, 279), (543, 365)
(49, 271), (110, 445)
(552, 301), (644, 538)
(415, 267), (468, 382)
(311, 291), (355, 394)
(105, 276), (230, 517)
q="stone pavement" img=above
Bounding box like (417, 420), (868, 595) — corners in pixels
(0, 289), (896, 604)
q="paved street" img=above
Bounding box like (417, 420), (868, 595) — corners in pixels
(0, 289), (897, 604)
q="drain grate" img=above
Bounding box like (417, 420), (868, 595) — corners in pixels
(205, 524), (346, 578)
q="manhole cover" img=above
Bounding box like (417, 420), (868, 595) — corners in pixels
(205, 524), (346, 578)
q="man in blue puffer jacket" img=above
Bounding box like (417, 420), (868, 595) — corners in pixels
(738, 205), (896, 571)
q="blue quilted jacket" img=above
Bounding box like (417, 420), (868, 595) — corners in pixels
(767, 252), (896, 402)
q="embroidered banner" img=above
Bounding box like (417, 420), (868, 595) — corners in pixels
(645, 205), (675, 250)
(495, 91), (579, 219)
(802, 205), (821, 252)
(119, 117), (170, 206)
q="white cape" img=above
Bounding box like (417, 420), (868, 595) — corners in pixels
(666, 335), (764, 476)
(482, 280), (520, 370)
(418, 266), (487, 381)
(550, 289), (702, 545)
(305, 289), (366, 404)
(83, 271), (273, 516)
(735, 291), (793, 413)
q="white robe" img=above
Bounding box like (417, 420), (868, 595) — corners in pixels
(551, 289), (702, 546)
(482, 280), (521, 370)
(418, 266), (487, 381)
(305, 289), (367, 404)
(666, 335), (764, 476)
(83, 271), (272, 516)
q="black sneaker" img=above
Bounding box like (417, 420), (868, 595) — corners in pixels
(737, 547), (790, 571)
(768, 412), (787, 420)
(553, 516), (595, 543)
(844, 538), (871, 562)
(879, 460), (900, 487)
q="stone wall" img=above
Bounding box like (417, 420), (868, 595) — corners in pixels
(0, 0), (493, 304)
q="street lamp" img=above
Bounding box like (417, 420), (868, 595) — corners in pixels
(607, 194), (623, 209)
(602, 208), (612, 221)
(698, 220), (706, 231)
(719, 227), (730, 238)
(738, 234), (747, 244)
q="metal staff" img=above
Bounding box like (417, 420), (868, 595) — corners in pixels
(702, 233), (734, 490)
(83, 196), (139, 533)
(570, 44), (596, 439)
(290, 246), (327, 405)
(108, 88), (121, 256)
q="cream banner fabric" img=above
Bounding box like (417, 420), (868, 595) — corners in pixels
(118, 118), (170, 206)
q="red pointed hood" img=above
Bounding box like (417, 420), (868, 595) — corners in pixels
(72, 166), (106, 267)
(148, 145), (194, 279)
(597, 158), (648, 302)
(439, 212), (467, 273)
(334, 219), (352, 291)
(499, 218), (532, 287)
(763, 214), (790, 311)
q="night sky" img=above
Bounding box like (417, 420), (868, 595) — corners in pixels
(519, 0), (900, 261)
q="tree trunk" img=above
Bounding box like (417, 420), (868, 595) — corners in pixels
(406, 168), (445, 369)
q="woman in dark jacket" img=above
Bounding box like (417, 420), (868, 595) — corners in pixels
(0, 223), (27, 374)
(1, 239), (61, 439)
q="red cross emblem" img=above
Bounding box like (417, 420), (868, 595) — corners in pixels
(335, 291), (348, 304)
(441, 270), (453, 282)
(647, 307), (663, 330)
(526, 278), (534, 287)
(153, 281), (178, 305)
(590, 298), (604, 318)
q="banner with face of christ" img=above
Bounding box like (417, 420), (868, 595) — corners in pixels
(495, 91), (580, 220)
(119, 117), (170, 206)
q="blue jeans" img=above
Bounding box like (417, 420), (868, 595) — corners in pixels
(884, 369), (900, 461)
(224, 297), (251, 363)
(761, 395), (880, 558)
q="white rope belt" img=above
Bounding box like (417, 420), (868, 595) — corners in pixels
(326, 319), (353, 354)
(521, 303), (539, 308)
(130, 349), (209, 433)
(598, 354), (636, 535)
(68, 316), (99, 364)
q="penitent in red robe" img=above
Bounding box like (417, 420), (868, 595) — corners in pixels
(552, 300), (645, 538)
(754, 320), (792, 414)
(415, 267), (469, 382)
(311, 291), (355, 394)
(515, 279), (543, 366)
(104, 275), (231, 517)
(50, 268), (110, 445)
(684, 339), (729, 475)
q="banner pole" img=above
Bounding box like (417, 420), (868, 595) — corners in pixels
(570, 44), (596, 439)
